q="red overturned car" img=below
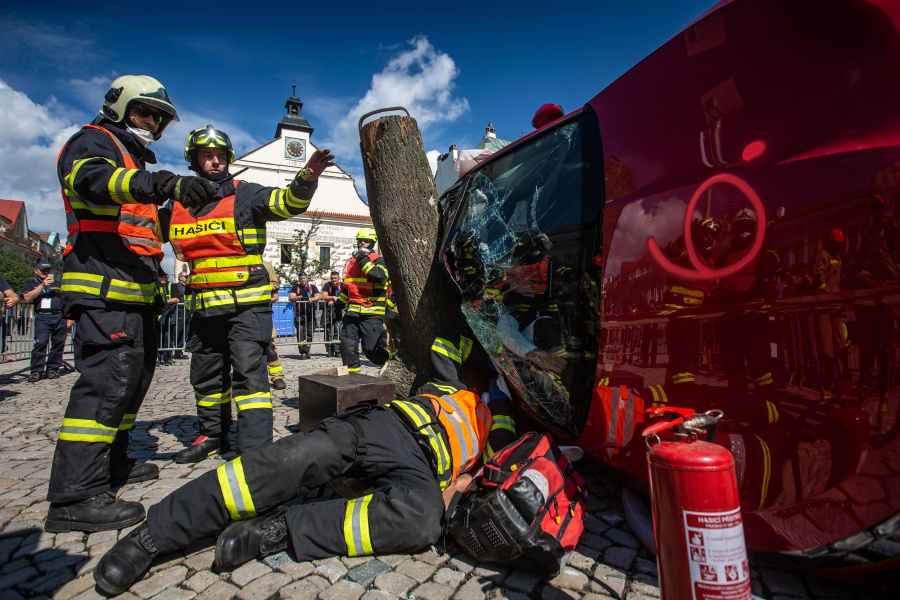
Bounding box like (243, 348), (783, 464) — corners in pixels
(440, 0), (900, 587)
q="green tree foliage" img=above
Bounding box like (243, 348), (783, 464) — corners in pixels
(0, 249), (35, 293)
(273, 214), (330, 285)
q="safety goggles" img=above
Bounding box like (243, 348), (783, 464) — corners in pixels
(189, 127), (231, 149)
(132, 103), (163, 124)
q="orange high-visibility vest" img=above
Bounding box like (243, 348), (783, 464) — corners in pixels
(342, 253), (383, 306)
(596, 385), (645, 459)
(422, 391), (492, 481)
(169, 194), (265, 289)
(60, 125), (162, 258)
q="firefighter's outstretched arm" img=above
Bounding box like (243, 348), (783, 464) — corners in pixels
(249, 149), (334, 221)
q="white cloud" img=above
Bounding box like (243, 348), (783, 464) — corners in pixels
(605, 195), (701, 278)
(0, 79), (80, 236)
(319, 35), (469, 199)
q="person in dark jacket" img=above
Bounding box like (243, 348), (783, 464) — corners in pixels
(159, 124), (333, 463)
(21, 261), (66, 381)
(46, 75), (216, 533)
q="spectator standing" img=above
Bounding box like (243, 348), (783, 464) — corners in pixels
(21, 261), (66, 382)
(0, 274), (19, 361)
(320, 270), (344, 357)
(262, 261), (286, 390)
(157, 273), (181, 365)
(289, 273), (320, 359)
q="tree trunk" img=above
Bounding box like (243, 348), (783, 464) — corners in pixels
(359, 114), (475, 398)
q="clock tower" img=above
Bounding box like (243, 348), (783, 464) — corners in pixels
(277, 85), (314, 162)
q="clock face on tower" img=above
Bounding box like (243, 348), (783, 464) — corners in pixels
(285, 138), (306, 160)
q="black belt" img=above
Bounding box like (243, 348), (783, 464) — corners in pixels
(36, 310), (61, 315)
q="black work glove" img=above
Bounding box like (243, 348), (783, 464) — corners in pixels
(151, 171), (216, 208)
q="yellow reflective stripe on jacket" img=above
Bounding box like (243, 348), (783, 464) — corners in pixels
(490, 414), (515, 434)
(65, 192), (120, 216)
(108, 167), (139, 204)
(754, 372), (774, 387)
(428, 382), (458, 394)
(193, 255), (263, 269)
(431, 336), (473, 364)
(238, 228), (266, 245)
(343, 495), (374, 556)
(118, 413), (137, 431)
(391, 400), (451, 484)
(217, 457), (257, 520)
(170, 216), (236, 241)
(346, 304), (386, 316)
(753, 434), (771, 509)
(268, 189), (291, 219)
(196, 289), (235, 308)
(190, 271), (251, 287)
(671, 372), (695, 385)
(235, 285), (272, 304)
(196, 388), (232, 407)
(284, 187), (310, 212)
(234, 391), (272, 411)
(344, 277), (367, 283)
(59, 418), (117, 443)
(65, 157), (117, 194)
(107, 279), (157, 303)
(61, 272), (104, 295)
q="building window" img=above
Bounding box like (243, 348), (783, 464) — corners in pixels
(280, 244), (292, 264)
(319, 246), (331, 267)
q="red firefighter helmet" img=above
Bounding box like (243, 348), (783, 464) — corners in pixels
(829, 228), (845, 243)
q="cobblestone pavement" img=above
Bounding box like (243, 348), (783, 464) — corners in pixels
(0, 347), (891, 600)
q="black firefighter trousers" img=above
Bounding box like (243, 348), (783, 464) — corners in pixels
(48, 308), (158, 503)
(147, 406), (445, 560)
(187, 307), (274, 453)
(340, 313), (390, 373)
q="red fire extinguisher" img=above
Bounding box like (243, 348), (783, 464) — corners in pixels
(643, 407), (751, 600)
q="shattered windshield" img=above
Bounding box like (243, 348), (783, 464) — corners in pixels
(443, 109), (604, 438)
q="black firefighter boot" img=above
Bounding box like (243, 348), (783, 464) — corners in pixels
(110, 430), (160, 486)
(174, 435), (231, 464)
(94, 522), (158, 595)
(215, 506), (290, 568)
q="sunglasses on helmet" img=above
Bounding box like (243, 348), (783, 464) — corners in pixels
(131, 103), (163, 123)
(189, 127), (231, 148)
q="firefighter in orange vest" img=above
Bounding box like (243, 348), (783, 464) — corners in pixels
(46, 76), (217, 533)
(662, 218), (719, 387)
(337, 228), (391, 372)
(159, 125), (333, 463)
(94, 335), (518, 595)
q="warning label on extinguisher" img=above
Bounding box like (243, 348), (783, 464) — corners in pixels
(683, 507), (751, 600)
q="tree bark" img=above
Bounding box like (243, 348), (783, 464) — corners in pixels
(359, 114), (475, 398)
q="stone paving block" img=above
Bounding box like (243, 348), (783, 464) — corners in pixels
(581, 595), (616, 600)
(0, 566), (38, 590)
(130, 565), (188, 599)
(55, 532), (85, 545)
(313, 557), (347, 584)
(548, 567), (589, 592)
(396, 559), (437, 584)
(185, 570), (220, 593)
(229, 562), (272, 588)
(374, 554), (407, 568)
(453, 577), (492, 600)
(319, 580), (365, 600)
(347, 559), (391, 587)
(234, 572), (290, 600)
(278, 577), (328, 600)
(635, 558), (657, 576)
(2, 557), (29, 574)
(150, 552), (188, 574)
(502, 570), (544, 595)
(604, 529), (640, 549)
(375, 571), (417, 597)
(35, 553), (87, 574)
(582, 516), (609, 537)
(51, 574), (96, 600)
(70, 587), (113, 600)
(575, 532), (611, 554)
(361, 591), (399, 600)
(589, 564), (626, 599)
(196, 581), (239, 600)
(85, 531), (117, 548)
(433, 567), (466, 591)
(471, 565), (508, 585)
(414, 548), (451, 567)
(22, 569), (75, 596)
(565, 550), (597, 574)
(151, 588), (197, 600)
(262, 551), (293, 570)
(183, 550), (216, 573)
(341, 556), (374, 569)
(629, 573), (660, 597)
(276, 561), (314, 581)
(411, 582), (457, 600)
(75, 555), (100, 576)
(602, 546), (637, 571)
(12, 537), (52, 558)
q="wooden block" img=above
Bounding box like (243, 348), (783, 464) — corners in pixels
(297, 373), (396, 432)
(314, 366), (349, 377)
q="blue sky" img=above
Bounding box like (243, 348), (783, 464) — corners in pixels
(0, 0), (714, 238)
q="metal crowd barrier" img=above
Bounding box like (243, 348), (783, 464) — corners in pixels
(0, 303), (74, 363)
(156, 300), (342, 352)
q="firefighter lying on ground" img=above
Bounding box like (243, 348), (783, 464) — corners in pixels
(159, 125), (333, 463)
(94, 335), (517, 595)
